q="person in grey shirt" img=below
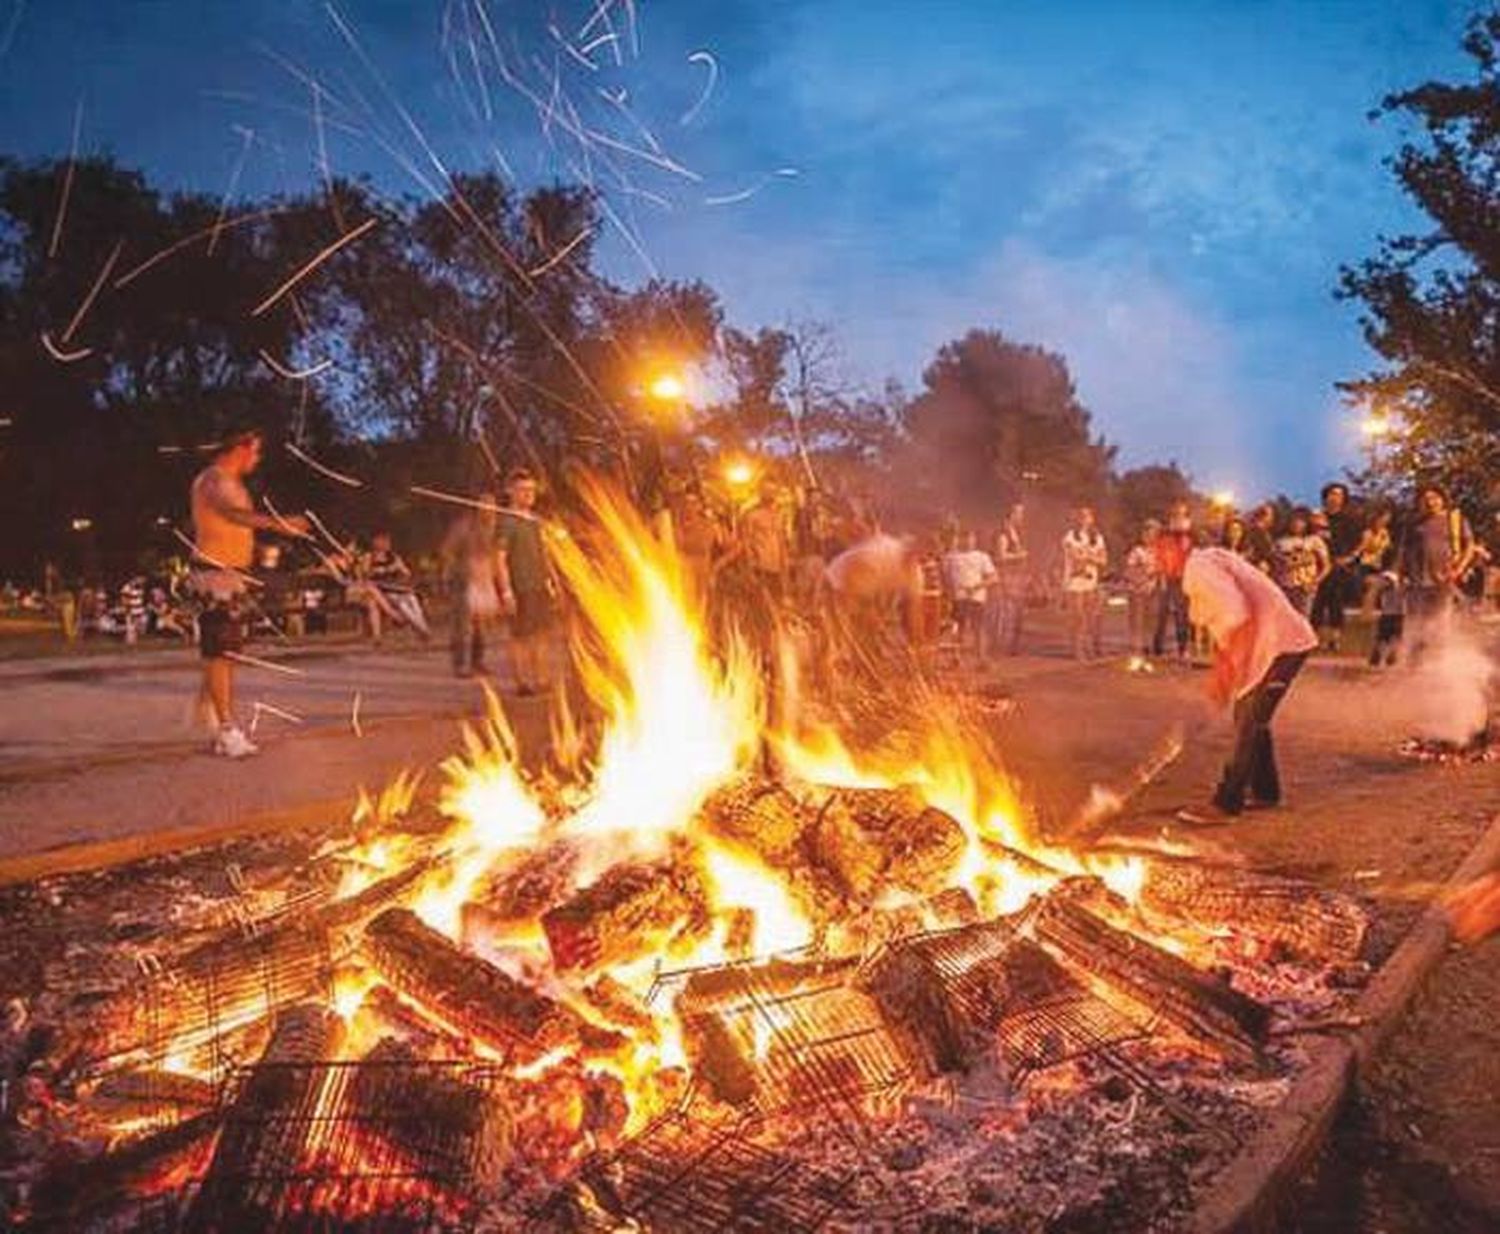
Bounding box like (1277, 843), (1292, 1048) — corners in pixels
(1400, 484), (1475, 658)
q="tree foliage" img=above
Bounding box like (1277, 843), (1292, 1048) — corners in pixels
(901, 329), (1116, 514)
(1339, 9), (1500, 510)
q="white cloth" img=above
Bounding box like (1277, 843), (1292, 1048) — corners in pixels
(1184, 548), (1317, 699)
(1061, 529), (1107, 592)
(825, 534), (919, 600)
(942, 549), (997, 603)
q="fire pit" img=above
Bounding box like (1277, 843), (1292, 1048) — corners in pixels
(0, 483), (1377, 1232)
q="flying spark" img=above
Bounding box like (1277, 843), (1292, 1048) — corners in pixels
(47, 97), (83, 259)
(250, 216), (377, 317)
(60, 238), (123, 343)
(225, 651), (306, 677)
(259, 350), (334, 380)
(680, 50), (717, 125)
(285, 441), (364, 488)
(39, 332), (91, 363)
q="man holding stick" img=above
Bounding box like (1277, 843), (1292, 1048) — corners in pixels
(188, 427), (309, 758)
(1176, 546), (1317, 825)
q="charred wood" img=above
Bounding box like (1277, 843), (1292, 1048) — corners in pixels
(362, 908), (614, 1062)
(809, 786), (966, 900)
(187, 1004), (339, 1231)
(1140, 860), (1368, 961)
(1033, 897), (1271, 1057)
(346, 1038), (512, 1190)
(542, 856), (709, 975)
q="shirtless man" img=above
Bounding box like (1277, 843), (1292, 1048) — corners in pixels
(189, 428), (308, 757)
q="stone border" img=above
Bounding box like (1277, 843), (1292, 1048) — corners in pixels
(1193, 810), (1500, 1234)
(0, 797), (348, 889)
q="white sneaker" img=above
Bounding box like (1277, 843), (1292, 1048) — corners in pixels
(213, 726), (260, 759)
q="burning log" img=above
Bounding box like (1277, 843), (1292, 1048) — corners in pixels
(187, 1004), (339, 1231)
(542, 855), (709, 974)
(1033, 896), (1271, 1058)
(460, 841), (581, 946)
(680, 1010), (760, 1107)
(809, 786), (966, 900)
(89, 1067), (218, 1122)
(677, 955), (911, 1111)
(861, 921), (1035, 1074)
(346, 1038), (513, 1190)
(82, 862), (429, 1071)
(362, 908), (612, 1062)
(1139, 861), (1368, 962)
(700, 774), (812, 866)
(28, 1109), (221, 1225)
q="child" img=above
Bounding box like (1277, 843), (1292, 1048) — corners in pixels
(1369, 569), (1404, 667)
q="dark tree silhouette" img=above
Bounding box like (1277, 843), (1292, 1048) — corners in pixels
(1339, 9), (1500, 510)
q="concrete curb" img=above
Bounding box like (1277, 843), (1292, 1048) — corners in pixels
(1193, 810), (1500, 1234)
(0, 797), (348, 888)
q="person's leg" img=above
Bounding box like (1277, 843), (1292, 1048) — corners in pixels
(1246, 653), (1305, 804)
(364, 594), (383, 643)
(1173, 583), (1190, 657)
(1152, 588), (1168, 656)
(450, 579), (472, 673)
(1088, 591), (1104, 657)
(1213, 693), (1259, 814)
(203, 658), (233, 726)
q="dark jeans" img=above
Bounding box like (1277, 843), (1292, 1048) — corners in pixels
(1310, 567), (1351, 631)
(1153, 577), (1188, 656)
(1214, 651), (1308, 814)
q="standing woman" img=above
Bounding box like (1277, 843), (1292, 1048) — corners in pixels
(1061, 506), (1108, 660)
(1273, 507), (1328, 619)
(1355, 507), (1394, 611)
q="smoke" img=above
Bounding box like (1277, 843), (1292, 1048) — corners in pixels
(1403, 619), (1498, 746)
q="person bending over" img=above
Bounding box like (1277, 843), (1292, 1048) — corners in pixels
(1176, 547), (1317, 825)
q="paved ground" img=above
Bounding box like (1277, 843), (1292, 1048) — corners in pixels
(0, 627), (1495, 1230)
(0, 639), (553, 856)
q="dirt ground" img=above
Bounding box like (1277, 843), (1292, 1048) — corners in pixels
(0, 622), (1495, 1230)
(994, 650), (1500, 1233)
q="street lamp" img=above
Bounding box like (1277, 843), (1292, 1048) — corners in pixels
(646, 371), (686, 404)
(1211, 489), (1235, 509)
(722, 456), (757, 490)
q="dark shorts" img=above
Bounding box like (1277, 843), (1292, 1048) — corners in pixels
(198, 599), (247, 660)
(511, 588), (556, 639)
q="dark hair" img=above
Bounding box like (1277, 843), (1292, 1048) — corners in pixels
(1290, 505), (1312, 523)
(506, 467), (536, 485)
(1320, 482), (1348, 503)
(215, 424), (263, 457)
(1418, 483), (1447, 504)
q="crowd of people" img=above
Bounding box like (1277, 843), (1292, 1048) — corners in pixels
(7, 423), (1497, 769)
(925, 482), (1498, 668)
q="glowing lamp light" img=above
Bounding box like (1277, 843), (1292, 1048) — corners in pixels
(70, 517), (93, 532)
(647, 372), (685, 402)
(1210, 489), (1235, 508)
(723, 458), (756, 488)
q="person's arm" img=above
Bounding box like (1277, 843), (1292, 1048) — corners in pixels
(1445, 871), (1500, 944)
(199, 472), (309, 536)
(1449, 514), (1478, 583)
(494, 521), (516, 614)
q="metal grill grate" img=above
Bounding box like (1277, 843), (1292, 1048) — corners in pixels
(186, 1058), (506, 1232)
(557, 1106), (858, 1233)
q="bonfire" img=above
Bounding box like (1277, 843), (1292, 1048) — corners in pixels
(4, 478), (1372, 1233)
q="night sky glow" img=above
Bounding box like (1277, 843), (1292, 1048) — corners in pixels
(0, 0), (1477, 495)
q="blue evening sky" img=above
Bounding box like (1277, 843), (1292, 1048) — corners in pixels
(0, 1), (1478, 497)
